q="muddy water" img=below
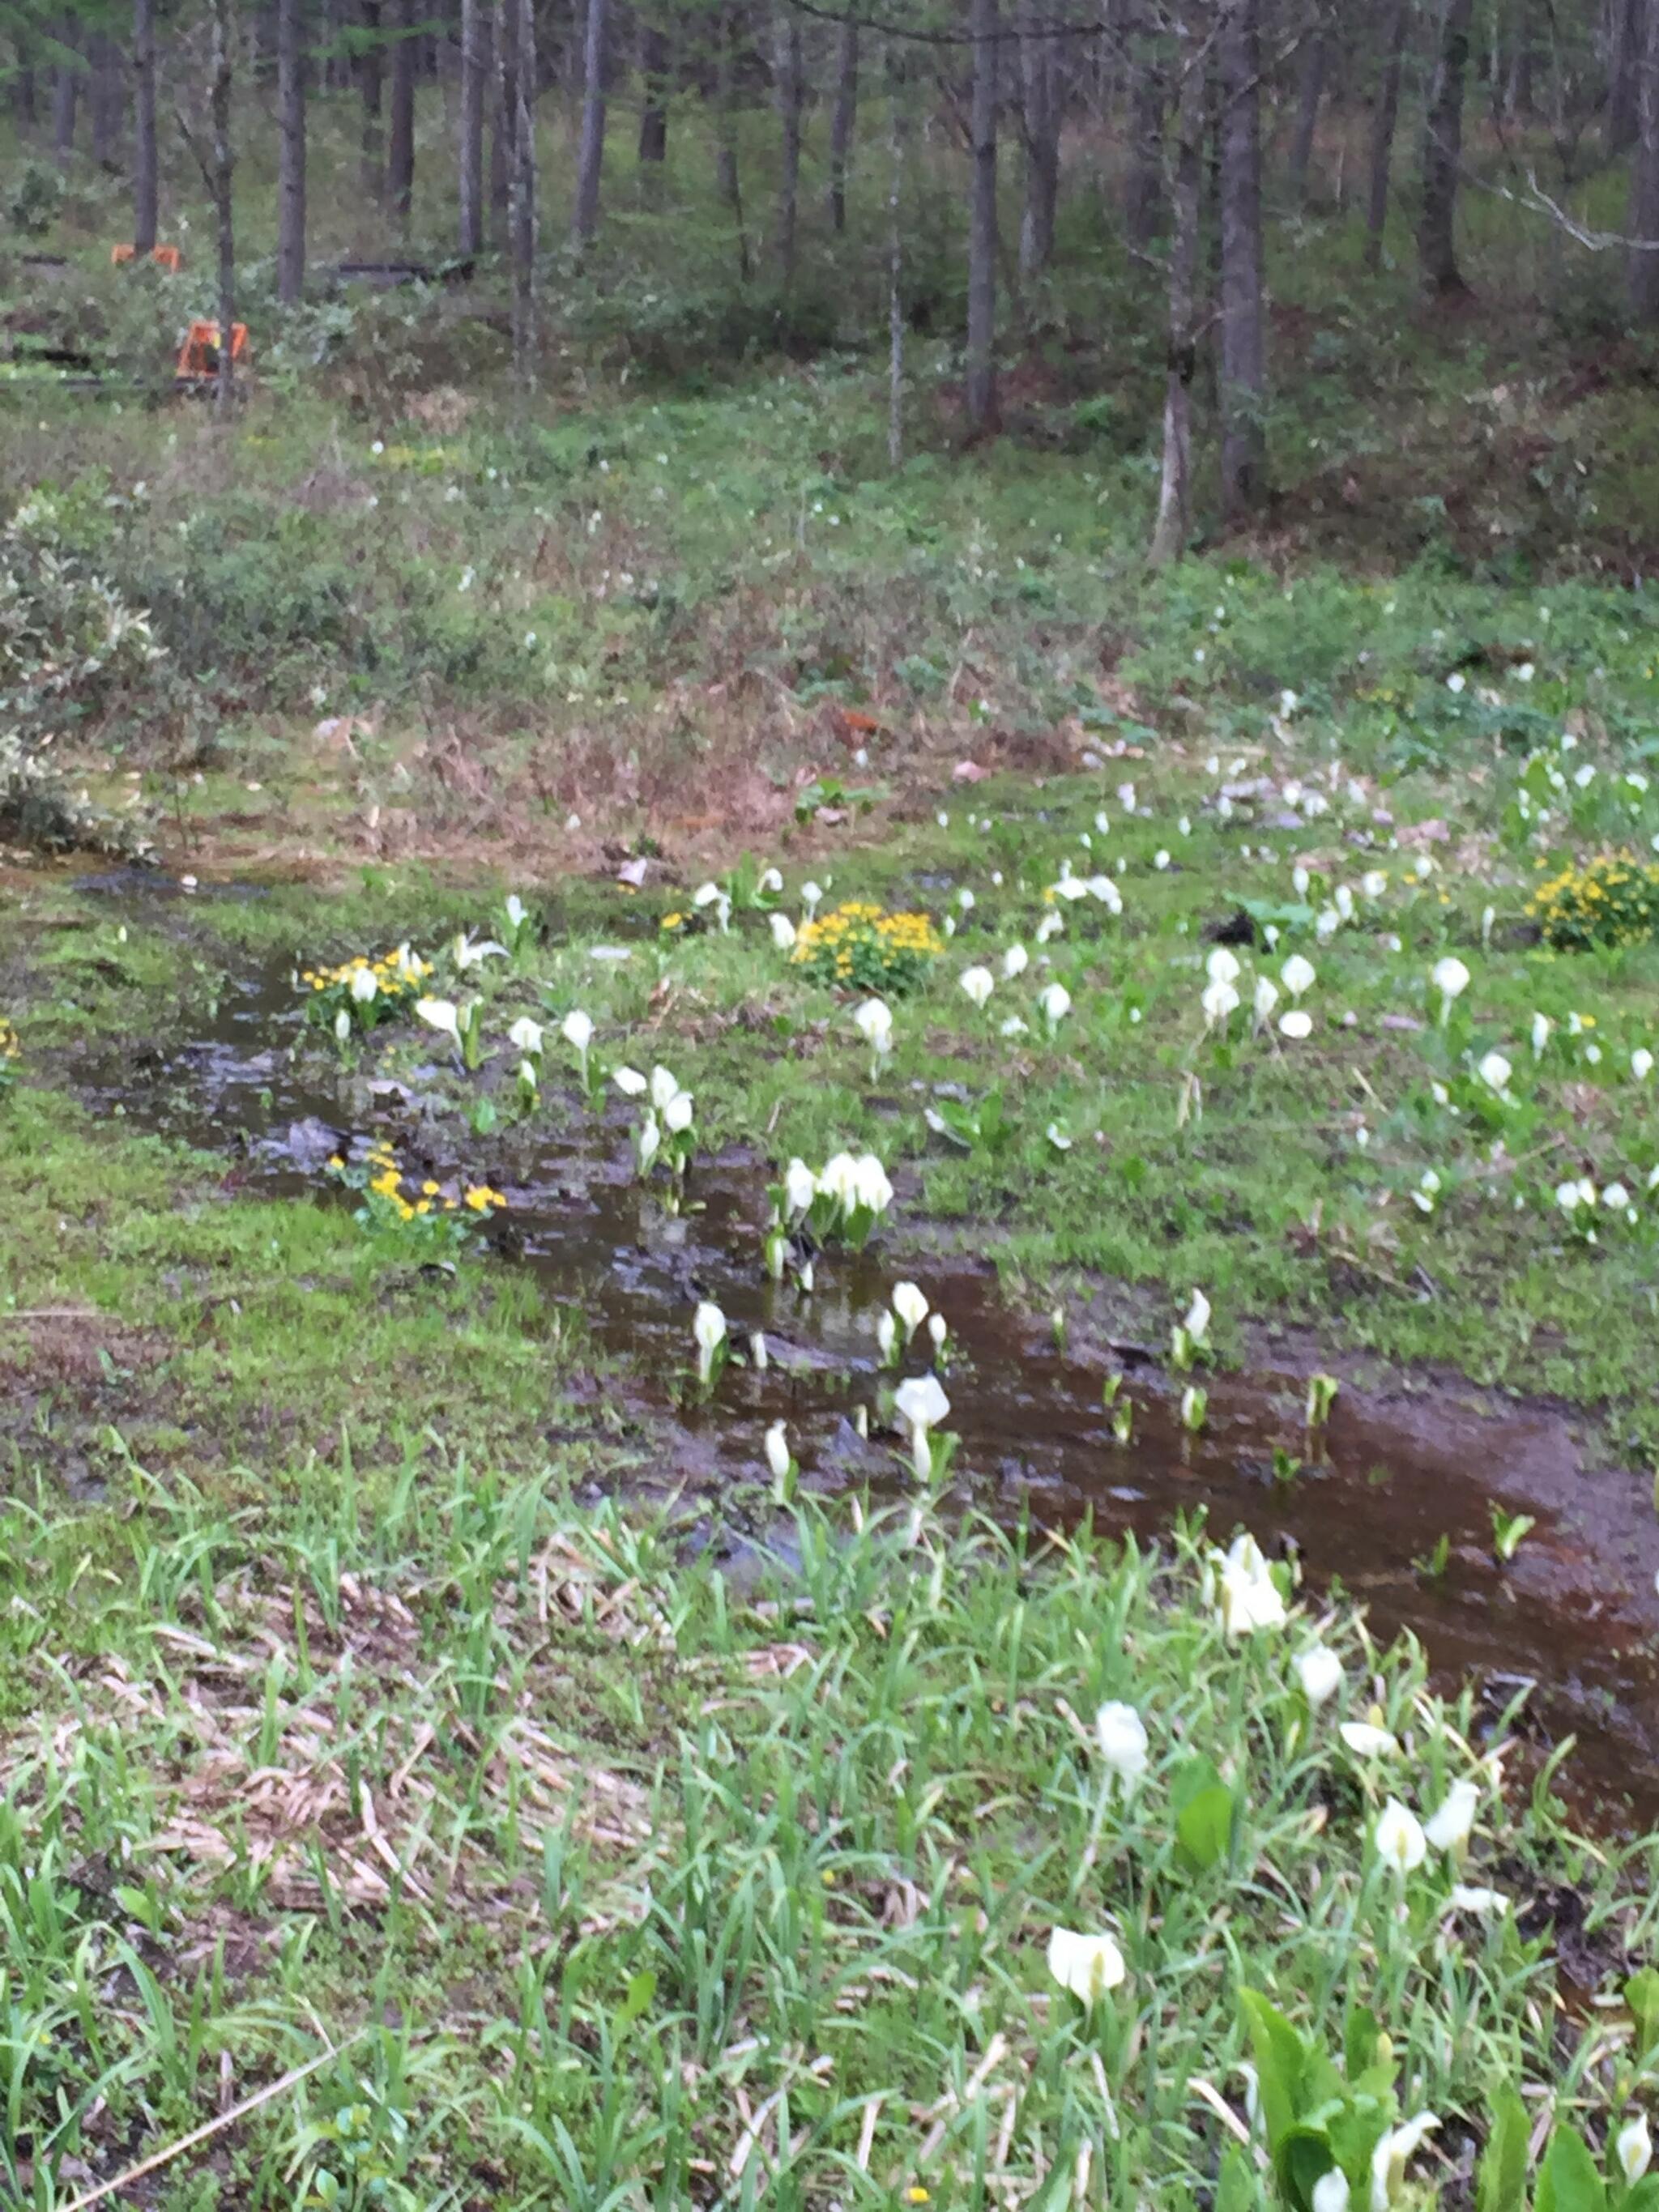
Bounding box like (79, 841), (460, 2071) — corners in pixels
(72, 951), (1659, 1814)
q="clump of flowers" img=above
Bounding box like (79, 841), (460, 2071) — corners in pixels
(300, 947), (432, 1042)
(790, 901), (942, 995)
(0, 1013), (19, 1095)
(1528, 853), (1659, 952)
(327, 1140), (505, 1255)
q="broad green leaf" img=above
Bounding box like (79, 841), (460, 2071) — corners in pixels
(1239, 1987), (1308, 2155)
(617, 1968), (657, 2028)
(1477, 2083), (1530, 2212)
(1278, 2124), (1339, 2211)
(1626, 1969), (1659, 2055)
(1215, 2144), (1262, 2212)
(1174, 1756), (1235, 1873)
(1536, 2126), (1607, 2212)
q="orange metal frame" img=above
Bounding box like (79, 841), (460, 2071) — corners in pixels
(112, 243), (183, 272)
(175, 319), (249, 382)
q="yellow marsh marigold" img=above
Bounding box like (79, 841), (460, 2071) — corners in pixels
(791, 901), (942, 995)
(1526, 852), (1659, 953)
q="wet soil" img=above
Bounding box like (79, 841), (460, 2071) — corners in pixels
(57, 947), (1659, 1819)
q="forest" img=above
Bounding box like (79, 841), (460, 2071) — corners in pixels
(2, 0), (1659, 2204)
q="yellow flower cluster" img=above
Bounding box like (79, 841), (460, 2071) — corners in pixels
(791, 901), (943, 993)
(301, 948), (431, 1000)
(0, 1016), (18, 1063)
(1527, 852), (1659, 952)
(333, 1140), (506, 1225)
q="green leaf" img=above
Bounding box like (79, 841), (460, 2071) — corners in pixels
(617, 1968), (657, 2028)
(1535, 2126), (1607, 2212)
(1343, 2005), (1382, 2082)
(1477, 2083), (1531, 2212)
(1626, 1969), (1659, 2054)
(1278, 2125), (1340, 2211)
(1622, 2180), (1659, 2212)
(1215, 2145), (1261, 2212)
(1238, 1987), (1308, 2156)
(1174, 1756), (1235, 1873)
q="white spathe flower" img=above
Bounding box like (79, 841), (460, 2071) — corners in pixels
(1361, 870), (1388, 900)
(561, 1008), (595, 1053)
(504, 893), (527, 929)
(612, 1064), (648, 1097)
(518, 1057), (539, 1092)
(693, 1300), (727, 1383)
(1002, 944), (1029, 979)
(1094, 1701), (1149, 1791)
(852, 1153), (893, 1214)
(928, 1311), (948, 1352)
(819, 1151), (859, 1208)
(770, 912), (798, 950)
(637, 1113), (661, 1172)
(1339, 1720), (1399, 1758)
(1183, 1288), (1211, 1345)
(876, 1309), (898, 1362)
(801, 880), (823, 917)
(1449, 1884), (1510, 1917)
(334, 1007), (352, 1042)
(892, 1281), (929, 1336)
(855, 999), (894, 1052)
(1295, 1645), (1343, 1706)
(1531, 1011), (1552, 1057)
(1205, 946), (1241, 987)
(960, 965), (996, 1009)
(692, 880), (723, 909)
(893, 1374), (950, 1434)
(650, 1065), (681, 1110)
(1373, 1798), (1427, 1875)
(1035, 911), (1064, 944)
(1217, 1553), (1287, 1636)
(1477, 1051), (1512, 1093)
(1279, 1010), (1313, 1040)
(1046, 1928), (1127, 2005)
(1603, 1181), (1631, 1211)
(1615, 2116), (1653, 2188)
(663, 1090), (694, 1135)
(1202, 978), (1240, 1026)
(508, 1016), (544, 1056)
(1038, 982), (1072, 1026)
(1088, 875), (1124, 912)
(1424, 1777), (1479, 1852)
(1634, 1048), (1655, 1082)
(1432, 956), (1470, 1011)
(783, 1157), (818, 1215)
(1281, 953), (1316, 999)
(1253, 975), (1280, 1025)
(416, 996), (463, 1047)
(451, 931), (507, 970)
(759, 866), (784, 894)
(1000, 1015), (1029, 1038)
(1370, 2114), (1439, 2212)
(1312, 2172), (1350, 2212)
(764, 1422), (791, 1481)
(349, 966), (378, 1004)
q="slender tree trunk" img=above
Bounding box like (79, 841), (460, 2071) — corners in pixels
(90, 32), (122, 165)
(277, 0), (306, 300)
(132, 0), (158, 254)
(1417, 0), (1473, 295)
(1508, 0), (1534, 113)
(1630, 0), (1659, 317)
(1149, 0), (1201, 566)
(510, 0), (537, 378)
(887, 45), (905, 466)
(827, 19), (858, 232)
(458, 0), (487, 250)
(966, 0), (999, 433)
(1218, 0), (1266, 519)
(53, 23), (79, 167)
(358, 0), (385, 204)
(1288, 28), (1325, 199)
(638, 19), (668, 164)
(713, 11), (751, 279)
(490, 0), (514, 246)
(211, 0), (237, 419)
(389, 0), (416, 223)
(15, 56), (40, 135)
(1019, 0), (1059, 275)
(573, 0), (608, 244)
(774, 8), (804, 283)
(1365, 0), (1409, 271)
(1125, 6), (1164, 246)
(1611, 0), (1644, 152)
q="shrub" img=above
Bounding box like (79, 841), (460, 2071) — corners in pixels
(1528, 851), (1659, 952)
(791, 900), (943, 994)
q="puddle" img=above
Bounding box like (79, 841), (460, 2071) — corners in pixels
(65, 954), (1659, 1817)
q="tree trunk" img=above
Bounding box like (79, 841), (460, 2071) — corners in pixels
(15, 54), (39, 135)
(887, 45), (905, 466)
(458, 0), (487, 251)
(90, 33), (123, 166)
(1611, 0), (1644, 153)
(638, 19), (668, 165)
(1218, 0), (1266, 520)
(966, 0), (999, 433)
(827, 19), (858, 232)
(1125, 6), (1164, 246)
(1287, 29), (1324, 200)
(389, 0), (416, 223)
(1507, 0), (1534, 114)
(490, 0), (514, 246)
(53, 23), (79, 167)
(1019, 0), (1059, 275)
(511, 0), (537, 378)
(713, 11), (751, 280)
(276, 0), (306, 300)
(1630, 0), (1659, 317)
(774, 8), (804, 283)
(1365, 0), (1408, 271)
(358, 0), (385, 204)
(211, 0), (237, 419)
(573, 0), (608, 244)
(132, 0), (158, 254)
(1417, 0), (1473, 296)
(1149, 0), (1201, 566)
